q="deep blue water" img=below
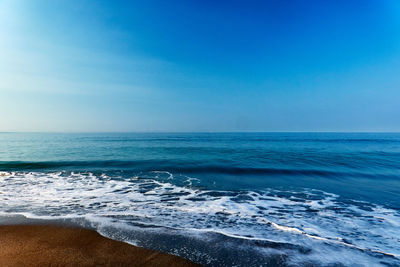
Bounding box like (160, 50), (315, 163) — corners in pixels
(0, 133), (399, 266)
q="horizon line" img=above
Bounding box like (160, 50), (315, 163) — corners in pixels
(1, 131), (400, 134)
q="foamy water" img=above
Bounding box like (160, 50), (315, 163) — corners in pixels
(1, 170), (399, 266)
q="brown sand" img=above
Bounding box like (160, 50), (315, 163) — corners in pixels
(0, 225), (201, 267)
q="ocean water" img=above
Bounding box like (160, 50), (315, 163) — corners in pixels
(0, 132), (399, 266)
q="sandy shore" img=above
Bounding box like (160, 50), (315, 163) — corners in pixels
(0, 225), (200, 267)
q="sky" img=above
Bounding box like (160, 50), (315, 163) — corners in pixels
(1, 0), (400, 132)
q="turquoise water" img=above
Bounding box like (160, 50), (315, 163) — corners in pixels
(0, 133), (399, 266)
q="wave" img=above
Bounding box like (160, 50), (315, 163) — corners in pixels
(1, 161), (398, 181)
(0, 171), (399, 266)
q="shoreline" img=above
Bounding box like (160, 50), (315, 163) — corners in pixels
(0, 224), (200, 266)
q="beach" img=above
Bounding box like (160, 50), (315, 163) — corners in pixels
(0, 133), (399, 266)
(0, 224), (199, 266)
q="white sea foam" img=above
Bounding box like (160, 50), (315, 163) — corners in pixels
(0, 171), (399, 266)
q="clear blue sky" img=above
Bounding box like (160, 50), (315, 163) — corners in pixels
(1, 0), (400, 132)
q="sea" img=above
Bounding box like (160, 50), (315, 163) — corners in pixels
(0, 132), (399, 266)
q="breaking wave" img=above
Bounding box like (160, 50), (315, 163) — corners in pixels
(0, 171), (399, 266)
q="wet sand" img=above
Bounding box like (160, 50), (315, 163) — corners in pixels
(0, 225), (200, 266)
